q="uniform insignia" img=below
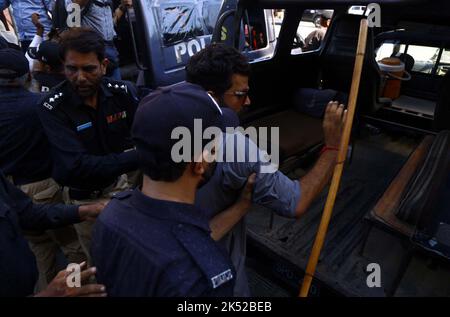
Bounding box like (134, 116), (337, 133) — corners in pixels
(105, 81), (129, 94)
(76, 122), (93, 132)
(211, 269), (233, 289)
(106, 111), (127, 124)
(43, 102), (53, 110)
(42, 91), (64, 111)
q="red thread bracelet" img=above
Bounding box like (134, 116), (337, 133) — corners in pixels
(320, 145), (339, 155)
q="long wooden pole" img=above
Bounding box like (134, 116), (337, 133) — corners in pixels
(299, 19), (369, 297)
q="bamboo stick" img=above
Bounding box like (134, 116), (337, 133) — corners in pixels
(299, 18), (369, 297)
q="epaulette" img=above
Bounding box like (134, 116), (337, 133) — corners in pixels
(104, 80), (129, 95)
(111, 190), (133, 200)
(41, 90), (65, 111)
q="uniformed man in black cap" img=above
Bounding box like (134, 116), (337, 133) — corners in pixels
(0, 47), (87, 290)
(28, 40), (66, 92)
(37, 27), (143, 261)
(91, 82), (254, 296)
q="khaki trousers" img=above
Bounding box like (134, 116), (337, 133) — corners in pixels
(19, 178), (86, 291)
(63, 171), (142, 264)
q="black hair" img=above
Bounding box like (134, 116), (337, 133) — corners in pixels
(59, 27), (105, 61)
(186, 43), (250, 96)
(139, 155), (188, 182)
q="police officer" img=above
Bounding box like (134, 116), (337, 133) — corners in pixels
(0, 170), (106, 297)
(0, 47), (87, 290)
(91, 82), (240, 296)
(28, 40), (66, 92)
(37, 27), (142, 260)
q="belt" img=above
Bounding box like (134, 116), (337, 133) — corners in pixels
(68, 187), (104, 201)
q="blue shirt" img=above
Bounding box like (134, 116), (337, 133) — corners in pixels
(0, 86), (52, 185)
(196, 131), (301, 218)
(0, 171), (80, 297)
(195, 131), (301, 296)
(66, 0), (116, 41)
(0, 0), (53, 41)
(91, 189), (235, 297)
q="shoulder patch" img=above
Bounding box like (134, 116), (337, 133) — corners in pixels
(111, 190), (133, 200)
(172, 224), (235, 290)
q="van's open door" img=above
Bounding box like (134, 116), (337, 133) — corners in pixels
(131, 0), (240, 88)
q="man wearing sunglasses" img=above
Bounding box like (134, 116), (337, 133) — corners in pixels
(186, 43), (346, 296)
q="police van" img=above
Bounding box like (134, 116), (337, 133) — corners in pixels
(128, 0), (277, 87)
(125, 0), (450, 297)
(205, 0), (450, 297)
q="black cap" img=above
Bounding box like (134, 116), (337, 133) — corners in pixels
(27, 41), (61, 67)
(132, 82), (225, 165)
(0, 48), (29, 78)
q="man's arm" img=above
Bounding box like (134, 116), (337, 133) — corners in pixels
(70, 0), (90, 7)
(209, 173), (255, 241)
(294, 101), (346, 217)
(2, 173), (104, 231)
(113, 0), (132, 26)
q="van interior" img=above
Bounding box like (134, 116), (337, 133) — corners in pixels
(222, 0), (450, 296)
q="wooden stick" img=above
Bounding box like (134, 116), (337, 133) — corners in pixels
(299, 19), (369, 297)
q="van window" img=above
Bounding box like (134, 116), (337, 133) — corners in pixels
(273, 9), (285, 40)
(406, 45), (439, 74)
(348, 6), (366, 15)
(437, 49), (450, 76)
(154, 0), (223, 47)
(376, 42), (448, 77)
(291, 9), (334, 55)
(242, 7), (269, 52)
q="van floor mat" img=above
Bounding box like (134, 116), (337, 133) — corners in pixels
(246, 135), (414, 296)
(396, 131), (450, 225)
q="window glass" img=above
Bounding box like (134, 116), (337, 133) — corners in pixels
(242, 8), (269, 51)
(291, 9), (334, 55)
(155, 0), (223, 47)
(437, 49), (450, 76)
(407, 45), (440, 74)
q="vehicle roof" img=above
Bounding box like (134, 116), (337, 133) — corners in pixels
(240, 0), (450, 28)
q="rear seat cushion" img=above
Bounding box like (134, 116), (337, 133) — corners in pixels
(247, 109), (323, 160)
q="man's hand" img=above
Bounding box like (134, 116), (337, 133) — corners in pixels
(120, 0), (133, 10)
(322, 101), (347, 148)
(31, 13), (44, 36)
(209, 173), (256, 241)
(237, 173), (256, 209)
(78, 201), (108, 222)
(35, 262), (107, 297)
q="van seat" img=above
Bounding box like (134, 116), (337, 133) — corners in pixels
(247, 109), (323, 160)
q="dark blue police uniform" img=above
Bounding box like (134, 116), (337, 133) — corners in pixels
(37, 78), (141, 195)
(0, 171), (80, 297)
(91, 190), (235, 296)
(91, 82), (235, 297)
(0, 87), (52, 185)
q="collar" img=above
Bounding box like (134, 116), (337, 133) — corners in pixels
(129, 189), (211, 232)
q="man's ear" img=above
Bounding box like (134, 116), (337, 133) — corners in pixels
(190, 161), (205, 177)
(101, 58), (109, 75)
